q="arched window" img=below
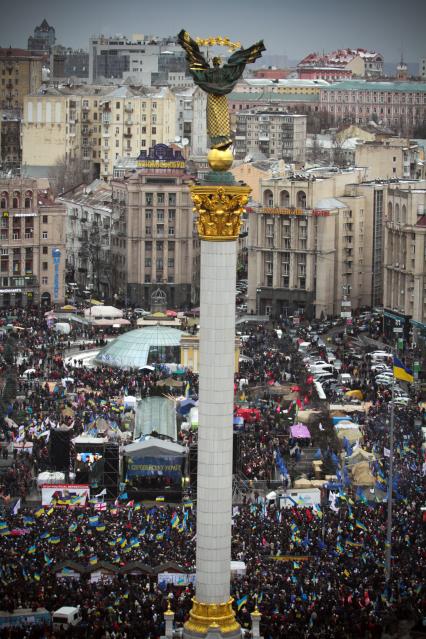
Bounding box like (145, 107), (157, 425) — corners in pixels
(263, 189), (273, 207)
(401, 204), (406, 225)
(24, 191), (33, 209)
(387, 201), (393, 221)
(395, 203), (400, 224)
(280, 190), (290, 207)
(296, 190), (306, 208)
(12, 191), (20, 209)
(0, 192), (8, 209)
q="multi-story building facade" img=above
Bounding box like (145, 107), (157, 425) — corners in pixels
(22, 85), (177, 179)
(319, 81), (426, 135)
(0, 48), (43, 112)
(27, 19), (56, 53)
(0, 111), (21, 171)
(234, 111), (307, 163)
(298, 49), (384, 80)
(0, 178), (66, 309)
(354, 138), (424, 180)
(50, 47), (89, 80)
(59, 179), (121, 301)
(88, 34), (183, 84)
(110, 144), (198, 309)
(246, 168), (382, 319)
(383, 180), (426, 350)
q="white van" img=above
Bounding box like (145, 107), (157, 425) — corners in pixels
(52, 607), (82, 631)
(339, 373), (353, 385)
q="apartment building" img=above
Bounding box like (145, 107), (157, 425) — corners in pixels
(58, 179), (123, 301)
(383, 181), (426, 348)
(88, 34), (183, 84)
(319, 81), (426, 135)
(0, 111), (21, 171)
(0, 178), (66, 309)
(0, 48), (43, 112)
(111, 144), (198, 309)
(246, 168), (378, 319)
(22, 85), (177, 179)
(234, 111), (307, 163)
(355, 138), (424, 180)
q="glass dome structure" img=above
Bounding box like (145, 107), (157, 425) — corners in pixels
(94, 325), (186, 370)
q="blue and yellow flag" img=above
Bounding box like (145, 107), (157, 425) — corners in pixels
(237, 595), (248, 610)
(393, 357), (413, 383)
(27, 545), (36, 555)
(89, 555), (98, 565)
(171, 514), (180, 529)
(35, 508), (44, 518)
(355, 520), (367, 533)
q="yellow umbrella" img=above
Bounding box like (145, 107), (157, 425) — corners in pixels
(90, 299), (104, 306)
(345, 390), (364, 400)
(62, 304), (77, 311)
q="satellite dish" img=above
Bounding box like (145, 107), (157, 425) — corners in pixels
(174, 136), (181, 143)
(182, 138), (189, 146)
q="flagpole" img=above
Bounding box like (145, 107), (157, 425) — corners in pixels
(385, 354), (396, 582)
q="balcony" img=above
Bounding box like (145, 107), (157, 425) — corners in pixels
(124, 105), (134, 113)
(124, 132), (132, 138)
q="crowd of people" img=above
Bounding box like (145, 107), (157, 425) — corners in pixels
(0, 307), (425, 638)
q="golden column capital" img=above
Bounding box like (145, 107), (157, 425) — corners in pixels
(191, 184), (251, 242)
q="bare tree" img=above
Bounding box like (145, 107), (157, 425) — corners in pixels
(48, 155), (93, 197)
(331, 133), (347, 168)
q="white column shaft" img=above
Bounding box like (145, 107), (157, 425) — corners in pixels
(196, 240), (236, 604)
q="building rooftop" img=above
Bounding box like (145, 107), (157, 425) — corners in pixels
(0, 47), (44, 60)
(229, 91), (318, 102)
(323, 80), (426, 92)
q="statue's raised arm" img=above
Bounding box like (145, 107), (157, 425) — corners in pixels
(178, 29), (265, 149)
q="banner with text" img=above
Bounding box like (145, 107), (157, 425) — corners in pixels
(126, 456), (182, 479)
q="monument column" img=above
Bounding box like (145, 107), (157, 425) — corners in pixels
(177, 28), (265, 639)
(184, 178), (250, 639)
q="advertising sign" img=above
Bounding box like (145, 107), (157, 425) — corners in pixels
(52, 248), (61, 303)
(41, 484), (89, 506)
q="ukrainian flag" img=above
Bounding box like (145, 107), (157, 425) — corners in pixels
(355, 520), (367, 532)
(89, 555), (98, 565)
(237, 595), (248, 610)
(393, 357), (414, 383)
(35, 508), (44, 518)
(171, 514), (180, 529)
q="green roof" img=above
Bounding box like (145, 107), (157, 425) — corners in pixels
(228, 91), (318, 102)
(324, 81), (426, 93)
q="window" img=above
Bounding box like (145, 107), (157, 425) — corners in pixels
(156, 241), (163, 251)
(43, 246), (48, 255)
(157, 209), (164, 221)
(42, 215), (48, 224)
(42, 231), (48, 239)
(145, 193), (153, 205)
(152, 127), (156, 134)
(116, 102), (120, 109)
(145, 225), (151, 235)
(145, 257), (151, 267)
(42, 261), (48, 271)
(168, 209), (175, 221)
(42, 276), (48, 285)
(145, 209), (152, 220)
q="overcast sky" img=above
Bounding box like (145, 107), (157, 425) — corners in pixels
(1, 0), (425, 63)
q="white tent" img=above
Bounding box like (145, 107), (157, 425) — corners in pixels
(84, 306), (123, 319)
